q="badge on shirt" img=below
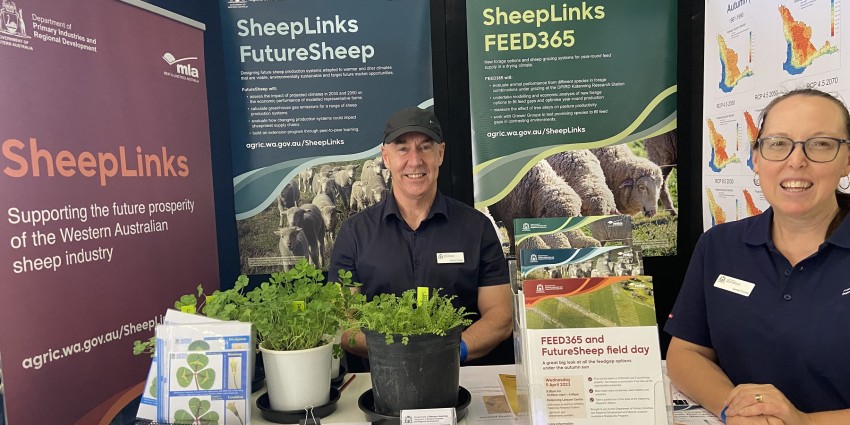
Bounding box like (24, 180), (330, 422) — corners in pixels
(436, 252), (465, 264)
(713, 274), (755, 297)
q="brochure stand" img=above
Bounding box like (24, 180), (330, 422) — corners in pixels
(511, 217), (669, 425)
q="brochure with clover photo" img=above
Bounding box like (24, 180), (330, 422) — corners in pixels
(155, 321), (252, 425)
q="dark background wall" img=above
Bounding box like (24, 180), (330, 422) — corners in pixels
(142, 0), (706, 356)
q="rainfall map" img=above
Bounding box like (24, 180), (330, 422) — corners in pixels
(702, 0), (845, 230)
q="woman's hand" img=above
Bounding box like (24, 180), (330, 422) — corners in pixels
(724, 384), (810, 425)
(727, 415), (781, 425)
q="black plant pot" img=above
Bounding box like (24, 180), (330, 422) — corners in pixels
(363, 326), (462, 416)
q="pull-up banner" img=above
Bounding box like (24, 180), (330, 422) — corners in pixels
(220, 0), (434, 274)
(0, 1), (219, 424)
(467, 0), (678, 257)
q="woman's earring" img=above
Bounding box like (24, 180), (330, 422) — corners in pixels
(840, 175), (850, 190)
(753, 173), (760, 187)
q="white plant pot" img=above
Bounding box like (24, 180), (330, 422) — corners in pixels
(331, 333), (342, 378)
(260, 340), (333, 411)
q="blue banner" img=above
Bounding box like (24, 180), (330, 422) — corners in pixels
(220, 0), (433, 273)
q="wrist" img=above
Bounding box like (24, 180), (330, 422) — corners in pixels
(459, 339), (468, 362)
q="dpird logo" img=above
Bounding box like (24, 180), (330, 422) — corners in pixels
(0, 0), (29, 38)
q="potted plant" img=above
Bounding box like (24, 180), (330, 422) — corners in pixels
(132, 275), (253, 356)
(352, 288), (474, 416)
(134, 260), (362, 413)
(243, 260), (361, 412)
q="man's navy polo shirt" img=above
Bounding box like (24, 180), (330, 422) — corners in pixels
(665, 208), (850, 412)
(329, 191), (509, 314)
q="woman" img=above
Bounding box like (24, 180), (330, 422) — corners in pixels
(665, 88), (850, 425)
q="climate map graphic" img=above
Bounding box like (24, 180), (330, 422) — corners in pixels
(718, 34), (754, 93)
(780, 5), (839, 75)
(744, 111), (759, 170)
(743, 189), (764, 217)
(706, 189), (728, 226)
(707, 118), (741, 172)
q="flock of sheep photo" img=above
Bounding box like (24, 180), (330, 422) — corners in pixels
(236, 130), (678, 274)
(238, 154), (391, 273)
(487, 130), (678, 254)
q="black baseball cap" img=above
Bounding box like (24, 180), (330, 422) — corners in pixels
(382, 107), (443, 144)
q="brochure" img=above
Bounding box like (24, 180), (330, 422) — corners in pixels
(155, 321), (252, 425)
(514, 215), (633, 254)
(137, 309), (223, 421)
(514, 275), (666, 425)
(519, 246), (643, 280)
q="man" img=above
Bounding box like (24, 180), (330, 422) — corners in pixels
(329, 107), (513, 367)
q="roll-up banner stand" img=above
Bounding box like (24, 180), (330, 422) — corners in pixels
(0, 0), (219, 423)
(467, 0), (678, 257)
(220, 0), (435, 274)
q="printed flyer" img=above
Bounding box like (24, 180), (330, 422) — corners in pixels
(520, 247), (642, 280)
(515, 276), (666, 424)
(513, 215), (634, 255)
(155, 322), (252, 425)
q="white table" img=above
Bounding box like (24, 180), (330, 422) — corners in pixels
(248, 365), (720, 425)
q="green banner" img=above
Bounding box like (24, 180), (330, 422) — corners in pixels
(467, 0), (677, 205)
(467, 0), (677, 256)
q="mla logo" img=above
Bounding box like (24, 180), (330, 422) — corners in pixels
(535, 284), (544, 293)
(530, 254), (538, 263)
(0, 0), (29, 38)
(521, 223), (530, 231)
(162, 52), (199, 78)
(227, 0), (248, 9)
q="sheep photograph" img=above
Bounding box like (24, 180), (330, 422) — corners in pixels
(236, 155), (389, 274)
(488, 130), (678, 257)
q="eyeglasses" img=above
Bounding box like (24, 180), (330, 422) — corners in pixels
(755, 136), (850, 162)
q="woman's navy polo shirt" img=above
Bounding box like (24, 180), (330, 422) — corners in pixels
(665, 208), (850, 412)
(329, 191), (509, 314)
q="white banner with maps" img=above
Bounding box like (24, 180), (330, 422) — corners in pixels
(702, 0), (849, 229)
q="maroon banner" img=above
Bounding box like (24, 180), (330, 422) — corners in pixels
(0, 1), (219, 424)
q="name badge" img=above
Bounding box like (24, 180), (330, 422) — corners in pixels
(713, 274), (755, 297)
(436, 252), (464, 264)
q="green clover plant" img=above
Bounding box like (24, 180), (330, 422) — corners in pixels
(134, 259), (364, 356)
(244, 260), (364, 352)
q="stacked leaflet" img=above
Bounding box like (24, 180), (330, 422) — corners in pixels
(511, 216), (668, 425)
(137, 309), (223, 421)
(155, 320), (252, 425)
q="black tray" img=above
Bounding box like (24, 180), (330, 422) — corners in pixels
(252, 360), (265, 393)
(257, 387), (340, 424)
(357, 386), (471, 425)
